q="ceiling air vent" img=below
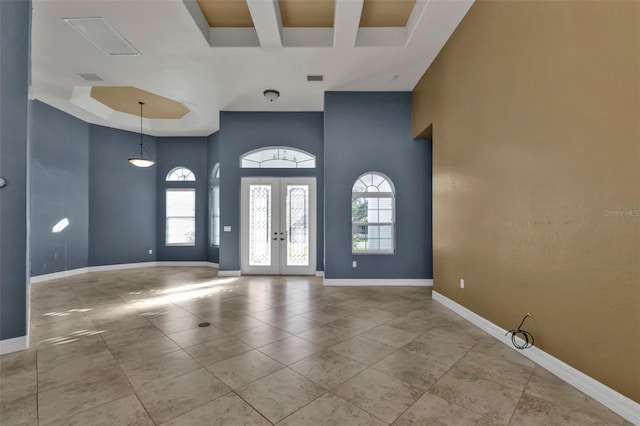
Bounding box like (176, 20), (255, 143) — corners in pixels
(307, 75), (324, 82)
(78, 73), (103, 82)
(64, 17), (139, 56)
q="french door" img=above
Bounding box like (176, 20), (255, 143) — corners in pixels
(241, 177), (316, 275)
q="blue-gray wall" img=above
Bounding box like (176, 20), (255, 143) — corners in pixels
(156, 137), (208, 261)
(207, 132), (220, 264)
(324, 92), (432, 279)
(0, 0), (30, 341)
(30, 101), (89, 276)
(89, 125), (156, 266)
(218, 112), (324, 272)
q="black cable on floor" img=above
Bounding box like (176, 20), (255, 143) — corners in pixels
(506, 313), (534, 349)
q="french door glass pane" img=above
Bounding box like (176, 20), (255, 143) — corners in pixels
(249, 185), (271, 266)
(286, 185), (309, 266)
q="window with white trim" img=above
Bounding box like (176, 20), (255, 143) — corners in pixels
(210, 163), (220, 246)
(166, 166), (195, 181)
(240, 146), (315, 168)
(352, 172), (395, 254)
(165, 166), (196, 246)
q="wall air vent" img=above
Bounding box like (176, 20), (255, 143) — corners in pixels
(78, 73), (103, 82)
(307, 75), (324, 82)
(64, 17), (139, 56)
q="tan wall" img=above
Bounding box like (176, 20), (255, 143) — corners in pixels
(412, 0), (639, 402)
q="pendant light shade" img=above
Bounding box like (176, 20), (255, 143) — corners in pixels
(128, 101), (155, 167)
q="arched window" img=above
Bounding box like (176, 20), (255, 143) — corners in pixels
(210, 163), (220, 246)
(240, 146), (315, 168)
(165, 166), (196, 246)
(166, 167), (195, 181)
(352, 172), (395, 254)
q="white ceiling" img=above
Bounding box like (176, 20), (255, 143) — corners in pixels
(31, 0), (473, 137)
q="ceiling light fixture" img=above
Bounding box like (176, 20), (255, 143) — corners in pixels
(128, 101), (155, 168)
(263, 89), (280, 102)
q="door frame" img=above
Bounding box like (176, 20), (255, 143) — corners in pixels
(240, 177), (317, 275)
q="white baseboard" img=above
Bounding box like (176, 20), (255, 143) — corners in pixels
(432, 291), (640, 425)
(155, 261), (218, 268)
(0, 335), (29, 355)
(218, 270), (241, 277)
(315, 271), (324, 277)
(30, 261), (219, 284)
(30, 267), (89, 283)
(323, 278), (433, 287)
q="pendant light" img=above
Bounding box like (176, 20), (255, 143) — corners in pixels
(128, 101), (155, 167)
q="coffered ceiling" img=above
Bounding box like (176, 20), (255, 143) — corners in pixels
(31, 0), (474, 136)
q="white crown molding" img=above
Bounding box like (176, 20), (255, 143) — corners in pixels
(323, 278), (433, 287)
(432, 291), (640, 425)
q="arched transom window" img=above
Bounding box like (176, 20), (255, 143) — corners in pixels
(166, 167), (196, 181)
(352, 172), (395, 254)
(240, 146), (315, 169)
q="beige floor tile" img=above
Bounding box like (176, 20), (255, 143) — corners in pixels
(36, 334), (109, 370)
(421, 322), (494, 348)
(0, 355), (37, 403)
(326, 316), (378, 336)
(258, 335), (322, 365)
(351, 307), (397, 324)
(394, 392), (493, 425)
(453, 343), (534, 392)
(34, 316), (97, 342)
(430, 367), (522, 425)
(101, 323), (166, 350)
(333, 368), (423, 423)
(48, 394), (154, 426)
(206, 315), (266, 334)
(237, 368), (326, 423)
(330, 335), (396, 365)
(281, 301), (319, 315)
(235, 324), (292, 347)
(277, 393), (386, 425)
(110, 335), (181, 366)
(0, 393), (38, 426)
(38, 369), (134, 425)
(360, 324), (417, 348)
(271, 315), (323, 334)
(208, 349), (284, 389)
(402, 335), (470, 369)
(137, 368), (230, 424)
(524, 367), (625, 424)
(385, 316), (433, 334)
(120, 350), (201, 390)
(510, 392), (624, 425)
(147, 314), (203, 334)
(159, 393), (270, 426)
(137, 304), (192, 322)
(291, 350), (367, 389)
(296, 324), (354, 348)
(185, 335), (253, 366)
(250, 306), (297, 323)
(38, 350), (119, 391)
(372, 348), (447, 391)
(167, 325), (229, 348)
(301, 307), (351, 323)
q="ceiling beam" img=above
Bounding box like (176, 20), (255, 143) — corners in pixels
(334, 0), (364, 48)
(246, 0), (283, 48)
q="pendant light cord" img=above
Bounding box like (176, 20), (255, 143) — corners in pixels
(139, 101), (145, 154)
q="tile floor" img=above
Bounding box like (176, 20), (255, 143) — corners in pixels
(0, 267), (630, 425)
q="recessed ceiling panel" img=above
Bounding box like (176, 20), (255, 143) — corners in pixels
(197, 0), (255, 27)
(279, 0), (335, 28)
(90, 87), (189, 119)
(360, 0), (416, 27)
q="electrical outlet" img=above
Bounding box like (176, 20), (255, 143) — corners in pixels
(149, 249), (153, 255)
(224, 226), (231, 232)
(352, 261), (357, 268)
(460, 279), (465, 289)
